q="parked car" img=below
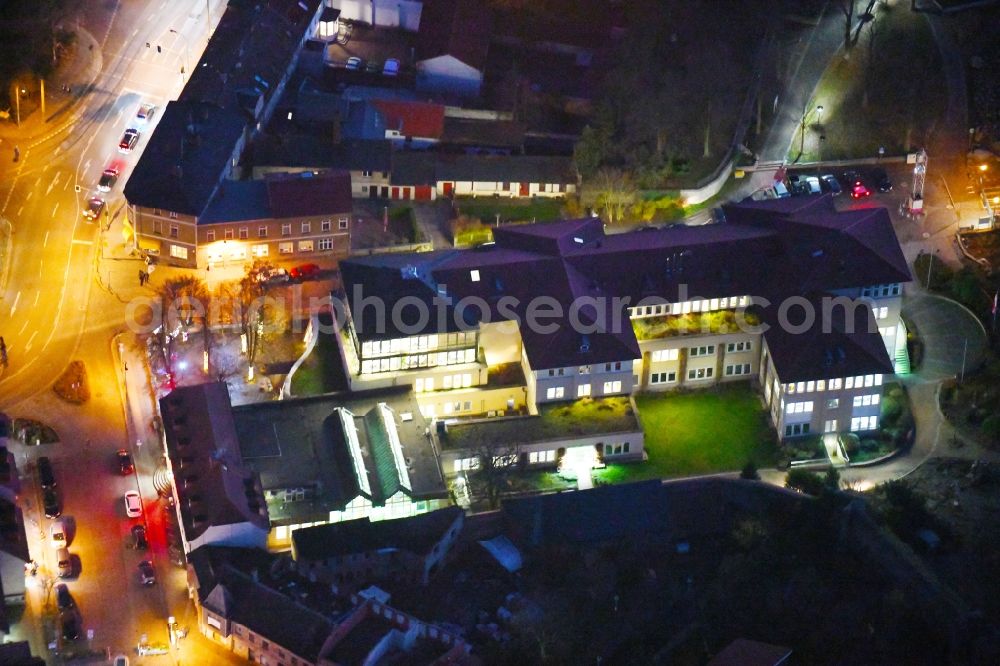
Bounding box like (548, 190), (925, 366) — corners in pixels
(138, 560), (156, 585)
(131, 524), (148, 550)
(57, 547), (72, 578)
(117, 449), (134, 475)
(98, 167), (119, 192)
(820, 174), (842, 195)
(43, 488), (61, 519)
(135, 103), (156, 126)
(345, 56), (363, 70)
(137, 643), (169, 656)
(365, 60), (382, 74)
(850, 180), (872, 199)
(871, 167), (893, 192)
(50, 519), (68, 548)
(383, 58), (400, 76)
(61, 608), (82, 641)
(56, 583), (75, 610)
(118, 128), (139, 153)
(290, 263), (321, 280)
(788, 175), (812, 195)
(124, 490), (142, 518)
(38, 456), (56, 489)
(82, 196), (106, 221)
(254, 266), (290, 284)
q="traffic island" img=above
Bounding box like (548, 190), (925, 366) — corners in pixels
(52, 360), (90, 404)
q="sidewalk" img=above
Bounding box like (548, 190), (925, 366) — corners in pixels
(0, 26), (103, 149)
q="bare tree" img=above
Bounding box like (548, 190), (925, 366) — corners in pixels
(590, 168), (636, 224)
(467, 442), (520, 509)
(836, 0), (857, 51)
(233, 259), (286, 369)
(153, 275), (209, 374)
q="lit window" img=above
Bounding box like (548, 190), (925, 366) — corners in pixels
(470, 270), (480, 282)
(603, 381), (622, 393)
(546, 387), (565, 399)
(577, 383), (591, 397)
(169, 245), (188, 259)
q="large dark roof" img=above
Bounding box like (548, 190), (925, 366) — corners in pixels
(758, 294), (895, 383)
(179, 0), (322, 118)
(416, 0), (493, 71)
(200, 180), (270, 224)
(291, 506), (463, 561)
(122, 101), (246, 215)
(160, 383), (270, 541)
(190, 547), (333, 663)
(250, 135), (392, 172)
(232, 388), (448, 524)
(340, 197), (911, 373)
(264, 170), (352, 218)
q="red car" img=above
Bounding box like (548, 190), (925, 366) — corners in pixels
(850, 181), (871, 199)
(290, 263), (321, 280)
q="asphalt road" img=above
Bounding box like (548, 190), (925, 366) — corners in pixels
(0, 0), (239, 662)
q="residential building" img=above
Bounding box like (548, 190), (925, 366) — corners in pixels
(290, 506), (464, 589)
(230, 387), (451, 549)
(124, 0), (329, 266)
(338, 195), (910, 473)
(0, 496), (30, 632)
(198, 170), (353, 265)
(188, 545), (471, 665)
(249, 135), (392, 198)
(328, 0), (423, 30)
(160, 383), (271, 554)
(390, 152), (578, 201)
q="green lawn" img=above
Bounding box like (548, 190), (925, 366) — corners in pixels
(289, 315), (348, 396)
(633, 384), (778, 476)
(455, 197), (565, 224)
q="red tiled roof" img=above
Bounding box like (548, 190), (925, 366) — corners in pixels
(372, 100), (445, 139)
(264, 170), (353, 219)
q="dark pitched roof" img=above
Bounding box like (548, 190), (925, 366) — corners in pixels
(434, 154), (577, 184)
(264, 170), (353, 218)
(758, 293), (895, 383)
(372, 100), (446, 139)
(441, 118), (527, 148)
(341, 200), (911, 372)
(160, 383), (270, 542)
(416, 0), (493, 71)
(291, 506), (463, 561)
(502, 480), (666, 546)
(180, 0), (322, 119)
(123, 101), (246, 216)
(193, 555), (333, 663)
(199, 179), (270, 224)
(250, 135), (392, 172)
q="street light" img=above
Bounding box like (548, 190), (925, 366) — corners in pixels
(816, 105), (824, 124)
(168, 29), (190, 82)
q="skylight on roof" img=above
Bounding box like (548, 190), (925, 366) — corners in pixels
(573, 236), (584, 243)
(379, 404), (411, 492)
(336, 408), (371, 497)
(470, 269), (481, 282)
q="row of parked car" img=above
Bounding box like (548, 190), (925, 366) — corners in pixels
(782, 168), (893, 200)
(83, 102), (156, 222)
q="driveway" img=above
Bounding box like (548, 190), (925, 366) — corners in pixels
(902, 292), (988, 381)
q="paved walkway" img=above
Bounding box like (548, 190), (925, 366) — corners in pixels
(902, 291), (988, 381)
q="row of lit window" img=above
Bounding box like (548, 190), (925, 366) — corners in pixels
(785, 374), (882, 394)
(860, 284), (901, 298)
(414, 373), (474, 392)
(360, 348), (476, 374)
(360, 332), (475, 359)
(545, 381), (623, 400)
(629, 295), (750, 318)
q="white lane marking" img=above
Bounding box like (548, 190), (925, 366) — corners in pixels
(33, 291), (39, 306)
(83, 160), (91, 173)
(43, 231), (49, 247)
(33, 177), (41, 189)
(63, 178), (71, 191)
(17, 320), (28, 335)
(54, 146), (61, 156)
(52, 203), (59, 217)
(42, 163), (50, 173)
(147, 13), (154, 21)
(10, 291), (20, 316)
(24, 190), (32, 201)
(16, 206), (23, 217)
(46, 172), (61, 195)
(71, 239), (93, 246)
(132, 28), (139, 37)
(24, 331), (37, 352)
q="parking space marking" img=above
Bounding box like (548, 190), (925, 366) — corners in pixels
(52, 203), (59, 217)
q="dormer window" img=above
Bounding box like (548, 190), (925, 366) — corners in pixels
(470, 270), (481, 282)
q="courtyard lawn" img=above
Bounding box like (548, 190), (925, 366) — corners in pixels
(632, 384), (778, 477)
(289, 314), (348, 396)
